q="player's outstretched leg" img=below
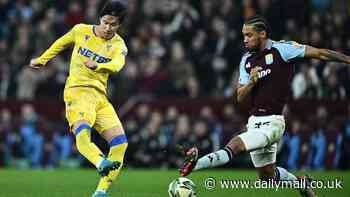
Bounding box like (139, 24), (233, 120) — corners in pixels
(274, 167), (317, 197)
(73, 122), (119, 177)
(260, 165), (317, 197)
(180, 147), (199, 176)
(180, 136), (246, 176)
(73, 122), (106, 168)
(94, 134), (128, 196)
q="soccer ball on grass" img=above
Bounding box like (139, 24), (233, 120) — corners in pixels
(168, 177), (197, 197)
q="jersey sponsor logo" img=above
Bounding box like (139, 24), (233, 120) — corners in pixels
(258, 68), (271, 79)
(77, 47), (112, 63)
(265, 54), (273, 65)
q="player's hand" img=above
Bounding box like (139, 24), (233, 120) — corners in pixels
(250, 66), (262, 84)
(84, 60), (98, 70)
(29, 58), (44, 69)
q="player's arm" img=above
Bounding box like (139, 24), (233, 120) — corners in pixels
(237, 67), (261, 103)
(304, 45), (350, 64)
(84, 44), (127, 73)
(30, 26), (76, 69)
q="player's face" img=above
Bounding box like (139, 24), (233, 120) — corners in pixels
(99, 15), (120, 39)
(242, 24), (265, 51)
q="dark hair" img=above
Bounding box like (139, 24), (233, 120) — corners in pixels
(244, 15), (271, 37)
(99, 0), (127, 23)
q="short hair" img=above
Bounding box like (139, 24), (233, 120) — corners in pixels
(99, 0), (127, 23)
(244, 15), (271, 37)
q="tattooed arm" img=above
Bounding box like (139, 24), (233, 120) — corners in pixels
(304, 45), (350, 64)
(237, 67), (261, 103)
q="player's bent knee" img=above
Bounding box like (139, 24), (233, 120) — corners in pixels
(226, 136), (246, 155)
(102, 126), (125, 143)
(72, 121), (91, 135)
(109, 134), (128, 147)
(75, 125), (91, 136)
(108, 134), (128, 161)
(73, 123), (93, 153)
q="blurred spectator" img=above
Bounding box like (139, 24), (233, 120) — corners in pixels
(0, 108), (15, 166)
(113, 59), (139, 97)
(306, 106), (328, 170)
(126, 103), (151, 166)
(221, 104), (245, 144)
(134, 111), (167, 167)
(0, 58), (10, 100)
(199, 106), (221, 150)
(307, 128), (326, 170)
(169, 114), (195, 168)
(0, 0), (349, 99)
(160, 106), (178, 144)
(184, 76), (200, 99)
(193, 119), (213, 156)
(321, 73), (346, 100)
(292, 64), (321, 99)
(332, 126), (343, 169)
(19, 104), (43, 168)
(286, 120), (301, 170)
(64, 1), (84, 28)
(342, 104), (350, 169)
(168, 41), (195, 96)
(34, 19), (56, 54)
(16, 66), (52, 100)
(85, 0), (101, 23)
(137, 55), (171, 96)
(49, 112), (74, 168)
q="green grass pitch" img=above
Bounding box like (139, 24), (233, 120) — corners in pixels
(0, 168), (348, 197)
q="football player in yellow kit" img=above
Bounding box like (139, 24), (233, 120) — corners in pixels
(29, 1), (128, 196)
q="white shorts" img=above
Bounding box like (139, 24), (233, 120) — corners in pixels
(238, 115), (285, 167)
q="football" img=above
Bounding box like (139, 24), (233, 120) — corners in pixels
(168, 177), (197, 197)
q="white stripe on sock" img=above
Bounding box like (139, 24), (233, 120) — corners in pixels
(194, 149), (231, 170)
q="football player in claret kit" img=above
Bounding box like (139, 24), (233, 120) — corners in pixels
(180, 15), (350, 197)
(30, 1), (128, 197)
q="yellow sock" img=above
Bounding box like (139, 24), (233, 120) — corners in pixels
(96, 142), (128, 191)
(75, 125), (104, 167)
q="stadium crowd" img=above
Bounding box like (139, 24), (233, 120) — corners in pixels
(1, 0), (350, 100)
(1, 0), (350, 169)
(1, 101), (350, 170)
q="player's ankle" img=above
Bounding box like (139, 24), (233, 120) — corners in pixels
(96, 158), (105, 169)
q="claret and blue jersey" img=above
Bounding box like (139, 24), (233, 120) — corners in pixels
(238, 39), (306, 115)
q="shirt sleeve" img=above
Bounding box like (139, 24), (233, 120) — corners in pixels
(36, 25), (78, 65)
(238, 55), (250, 85)
(95, 43), (128, 73)
(274, 41), (306, 62)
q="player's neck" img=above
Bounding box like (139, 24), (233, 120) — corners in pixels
(259, 39), (268, 52)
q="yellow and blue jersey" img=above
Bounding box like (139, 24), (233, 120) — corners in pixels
(36, 23), (128, 94)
